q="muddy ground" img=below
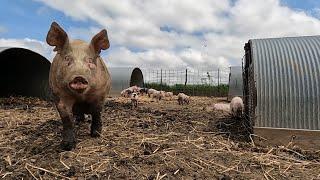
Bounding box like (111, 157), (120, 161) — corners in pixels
(0, 96), (320, 179)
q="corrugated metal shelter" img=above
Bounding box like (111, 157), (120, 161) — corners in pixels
(228, 66), (243, 101)
(243, 36), (320, 131)
(0, 47), (51, 99)
(108, 67), (144, 96)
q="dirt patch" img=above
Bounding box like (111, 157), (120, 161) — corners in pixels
(0, 96), (320, 179)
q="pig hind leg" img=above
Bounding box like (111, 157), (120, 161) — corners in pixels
(90, 104), (103, 137)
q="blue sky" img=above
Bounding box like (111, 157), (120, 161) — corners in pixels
(0, 0), (99, 40)
(1, 0), (320, 68)
(282, 0), (320, 12)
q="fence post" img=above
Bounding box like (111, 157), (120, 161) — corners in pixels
(185, 69), (187, 86)
(218, 68), (220, 86)
(157, 70), (159, 83)
(160, 69), (163, 90)
(217, 68), (220, 96)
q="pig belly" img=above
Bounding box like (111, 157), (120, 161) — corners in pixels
(72, 102), (92, 115)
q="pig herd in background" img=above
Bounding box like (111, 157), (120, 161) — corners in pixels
(120, 86), (189, 107)
(121, 86), (243, 119)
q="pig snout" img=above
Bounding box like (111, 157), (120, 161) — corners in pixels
(69, 76), (89, 93)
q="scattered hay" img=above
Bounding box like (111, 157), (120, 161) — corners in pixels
(0, 96), (319, 179)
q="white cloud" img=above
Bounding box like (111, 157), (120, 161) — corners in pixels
(0, 38), (54, 60)
(105, 47), (187, 68)
(68, 26), (102, 42)
(13, 0), (320, 68)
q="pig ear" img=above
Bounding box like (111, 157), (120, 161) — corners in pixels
(90, 29), (110, 54)
(46, 22), (69, 52)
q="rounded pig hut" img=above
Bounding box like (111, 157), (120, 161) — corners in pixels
(108, 67), (144, 96)
(243, 36), (320, 149)
(227, 66), (243, 101)
(0, 47), (51, 99)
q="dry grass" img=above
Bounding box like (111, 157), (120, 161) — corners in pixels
(0, 96), (319, 179)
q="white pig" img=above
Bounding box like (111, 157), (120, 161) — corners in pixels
(153, 91), (164, 101)
(213, 103), (230, 112)
(230, 96), (244, 118)
(121, 88), (132, 98)
(147, 88), (157, 97)
(177, 93), (190, 105)
(131, 92), (139, 108)
(165, 92), (174, 100)
(128, 85), (139, 92)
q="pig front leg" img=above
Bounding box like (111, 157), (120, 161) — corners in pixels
(56, 100), (76, 150)
(90, 104), (102, 137)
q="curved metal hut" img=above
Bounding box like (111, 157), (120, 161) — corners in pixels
(0, 47), (51, 99)
(243, 36), (320, 132)
(108, 67), (144, 96)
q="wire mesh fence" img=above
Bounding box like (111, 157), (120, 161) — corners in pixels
(141, 67), (230, 97)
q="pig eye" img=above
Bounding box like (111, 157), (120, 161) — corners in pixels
(87, 58), (94, 64)
(87, 57), (97, 69)
(64, 55), (72, 61)
(64, 55), (73, 66)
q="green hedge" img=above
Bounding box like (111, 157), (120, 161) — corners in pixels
(144, 83), (228, 97)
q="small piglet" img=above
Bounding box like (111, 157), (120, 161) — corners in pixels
(230, 96), (244, 118)
(128, 85), (139, 92)
(165, 92), (174, 100)
(160, 91), (166, 98)
(152, 91), (163, 101)
(47, 22), (111, 150)
(165, 92), (173, 97)
(131, 92), (139, 108)
(121, 88), (132, 98)
(177, 93), (190, 105)
(139, 88), (149, 95)
(147, 88), (157, 97)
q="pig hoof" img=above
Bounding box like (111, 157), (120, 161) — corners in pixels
(90, 130), (101, 137)
(61, 141), (76, 151)
(91, 124), (102, 137)
(75, 115), (85, 124)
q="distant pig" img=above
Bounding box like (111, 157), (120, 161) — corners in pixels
(121, 88), (132, 98)
(131, 92), (139, 108)
(230, 96), (244, 118)
(139, 88), (149, 95)
(147, 88), (157, 97)
(177, 93), (190, 105)
(213, 103), (230, 112)
(128, 85), (139, 92)
(165, 92), (174, 100)
(47, 22), (111, 150)
(160, 91), (166, 98)
(152, 91), (163, 101)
